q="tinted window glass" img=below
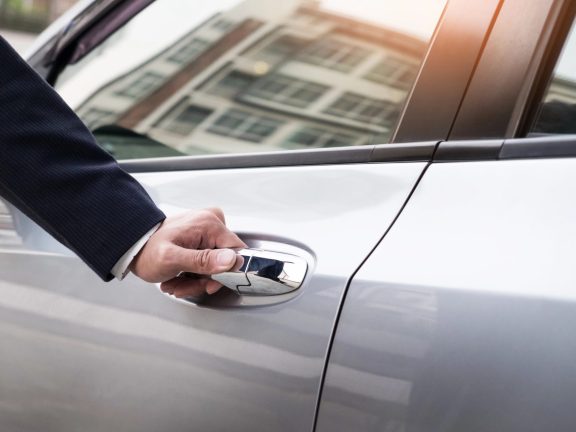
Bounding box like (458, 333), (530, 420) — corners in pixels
(56, 0), (446, 159)
(531, 21), (576, 135)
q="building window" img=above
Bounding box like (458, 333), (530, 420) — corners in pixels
(159, 102), (213, 136)
(116, 72), (164, 99)
(245, 74), (329, 108)
(212, 19), (234, 31)
(299, 37), (371, 72)
(365, 58), (419, 89)
(324, 92), (399, 125)
(81, 108), (116, 129)
(284, 127), (360, 148)
(167, 38), (210, 65)
(209, 71), (257, 98)
(207, 109), (283, 143)
(257, 35), (309, 63)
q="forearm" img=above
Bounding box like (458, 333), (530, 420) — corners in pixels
(0, 36), (165, 280)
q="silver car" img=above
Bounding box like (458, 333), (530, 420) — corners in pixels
(2, 0), (576, 430)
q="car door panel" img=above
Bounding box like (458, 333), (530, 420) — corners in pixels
(317, 155), (576, 431)
(0, 161), (427, 432)
(316, 2), (576, 426)
(0, 0), (502, 428)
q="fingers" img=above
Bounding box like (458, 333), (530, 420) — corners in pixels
(183, 209), (245, 249)
(130, 207), (246, 284)
(217, 229), (248, 249)
(206, 207), (226, 224)
(161, 277), (222, 298)
(171, 247), (238, 275)
(204, 209), (246, 249)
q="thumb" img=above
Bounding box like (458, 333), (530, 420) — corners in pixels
(175, 247), (237, 275)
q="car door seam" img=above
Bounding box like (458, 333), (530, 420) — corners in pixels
(310, 157), (436, 432)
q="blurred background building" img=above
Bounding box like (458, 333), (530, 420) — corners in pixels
(0, 0), (76, 32)
(61, 0), (425, 156)
(0, 0), (77, 53)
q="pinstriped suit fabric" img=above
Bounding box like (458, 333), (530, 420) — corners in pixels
(0, 37), (165, 281)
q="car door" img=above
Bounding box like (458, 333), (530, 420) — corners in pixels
(0, 0), (494, 431)
(316, 0), (576, 431)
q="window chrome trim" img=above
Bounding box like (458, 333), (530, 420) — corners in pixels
(433, 135), (576, 162)
(119, 142), (438, 172)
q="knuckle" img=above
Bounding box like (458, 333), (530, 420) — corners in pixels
(204, 207), (226, 223)
(210, 207), (225, 218)
(196, 210), (215, 225)
(199, 209), (215, 218)
(194, 249), (213, 271)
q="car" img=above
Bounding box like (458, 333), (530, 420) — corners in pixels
(2, 0), (576, 430)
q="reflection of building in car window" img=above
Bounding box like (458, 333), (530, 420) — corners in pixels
(298, 37), (372, 72)
(365, 58), (419, 90)
(243, 73), (329, 108)
(212, 19), (236, 32)
(167, 39), (211, 65)
(284, 127), (362, 149)
(207, 109), (284, 143)
(533, 77), (576, 134)
(208, 71), (257, 98)
(64, 0), (428, 158)
(115, 72), (165, 99)
(256, 35), (309, 65)
(0, 199), (22, 249)
(545, 76), (576, 104)
(325, 92), (399, 126)
(82, 108), (117, 129)
(157, 102), (214, 136)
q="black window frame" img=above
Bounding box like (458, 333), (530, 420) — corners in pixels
(448, 0), (576, 141)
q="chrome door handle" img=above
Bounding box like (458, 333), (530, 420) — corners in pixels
(212, 248), (308, 296)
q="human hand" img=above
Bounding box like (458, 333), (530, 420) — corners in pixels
(130, 208), (246, 297)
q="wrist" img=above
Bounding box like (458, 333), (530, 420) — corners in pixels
(110, 222), (162, 280)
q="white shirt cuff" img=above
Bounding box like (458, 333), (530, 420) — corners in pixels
(111, 223), (162, 280)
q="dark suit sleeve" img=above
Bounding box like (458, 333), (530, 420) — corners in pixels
(0, 37), (166, 281)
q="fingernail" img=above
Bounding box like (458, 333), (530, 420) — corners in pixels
(217, 249), (236, 267)
(207, 284), (221, 295)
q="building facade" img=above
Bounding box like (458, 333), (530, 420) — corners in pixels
(60, 0), (427, 156)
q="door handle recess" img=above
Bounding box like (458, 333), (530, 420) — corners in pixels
(212, 248), (308, 296)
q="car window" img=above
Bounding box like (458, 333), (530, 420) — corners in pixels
(531, 20), (576, 135)
(0, 199), (21, 249)
(55, 0), (447, 159)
